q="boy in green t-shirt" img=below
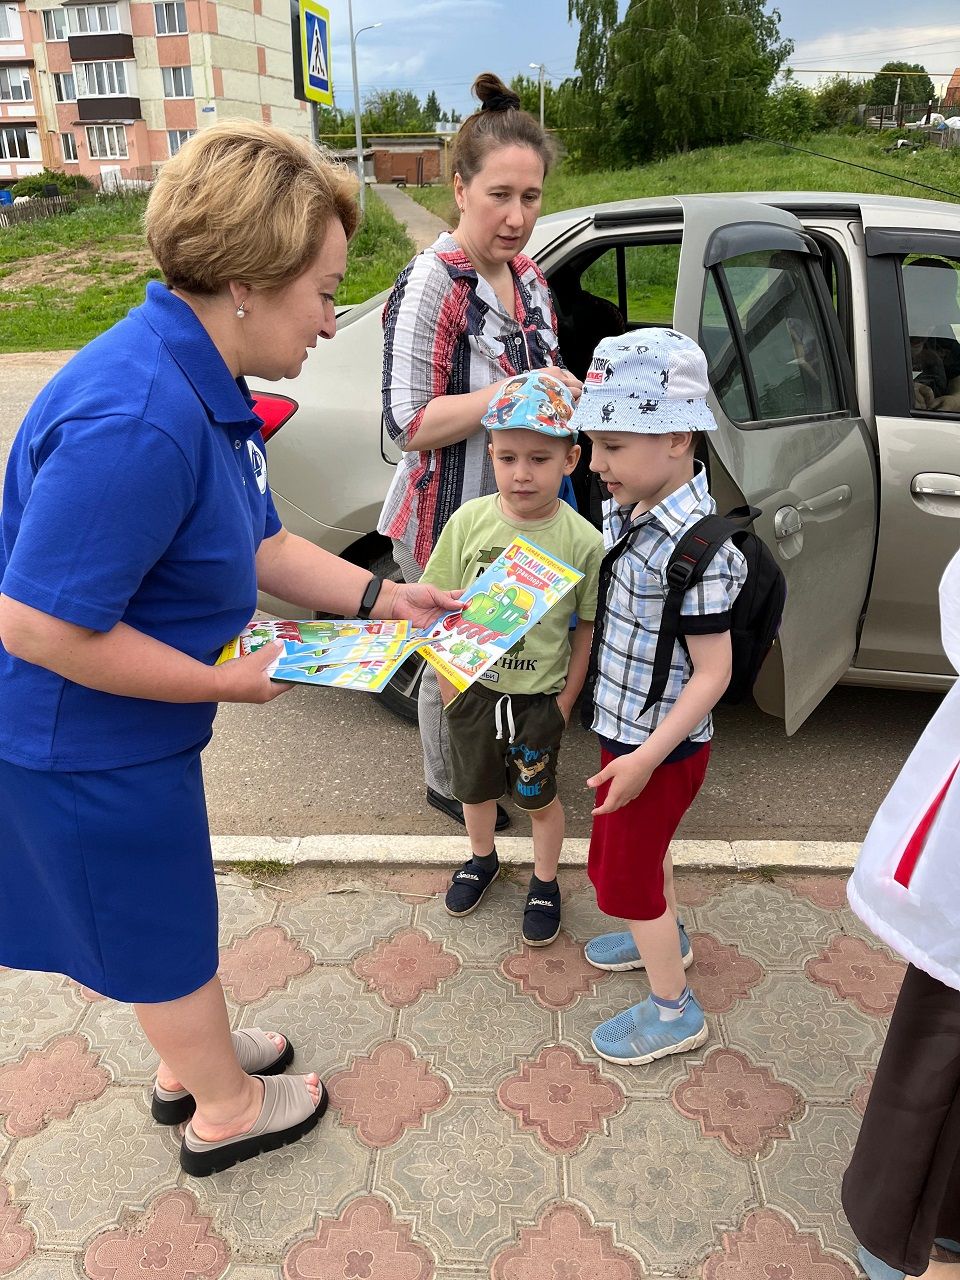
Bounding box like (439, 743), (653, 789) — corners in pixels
(420, 371), (604, 945)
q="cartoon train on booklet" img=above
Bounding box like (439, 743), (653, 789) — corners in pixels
(441, 582), (536, 645)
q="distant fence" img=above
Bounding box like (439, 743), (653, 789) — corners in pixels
(0, 194), (90, 228)
(862, 102), (941, 130)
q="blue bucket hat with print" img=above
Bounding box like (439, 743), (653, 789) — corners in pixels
(482, 370), (578, 439)
(573, 328), (719, 434)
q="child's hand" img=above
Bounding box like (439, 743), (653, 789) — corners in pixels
(587, 751), (655, 816)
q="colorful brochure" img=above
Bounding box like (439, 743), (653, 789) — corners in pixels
(217, 537), (583, 695)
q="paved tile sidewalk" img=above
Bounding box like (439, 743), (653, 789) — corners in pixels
(0, 865), (902, 1278)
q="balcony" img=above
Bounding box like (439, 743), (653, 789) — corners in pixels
(76, 96), (140, 122)
(68, 33), (134, 61)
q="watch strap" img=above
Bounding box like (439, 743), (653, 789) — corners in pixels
(357, 574), (384, 620)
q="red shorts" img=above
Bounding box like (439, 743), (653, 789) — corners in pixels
(588, 743), (711, 921)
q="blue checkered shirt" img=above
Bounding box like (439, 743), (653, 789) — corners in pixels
(589, 466), (747, 746)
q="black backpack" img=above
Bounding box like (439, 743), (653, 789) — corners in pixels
(639, 506), (786, 716)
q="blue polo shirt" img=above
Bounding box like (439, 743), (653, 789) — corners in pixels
(0, 282), (281, 770)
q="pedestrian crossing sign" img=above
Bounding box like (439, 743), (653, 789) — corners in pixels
(300, 0), (332, 106)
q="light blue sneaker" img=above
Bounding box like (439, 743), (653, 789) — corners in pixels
(584, 921), (693, 972)
(591, 992), (708, 1065)
(856, 1240), (960, 1279)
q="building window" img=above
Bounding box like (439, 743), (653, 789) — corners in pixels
(75, 61), (128, 97)
(0, 68), (31, 103)
(167, 128), (194, 156)
(53, 73), (76, 102)
(154, 2), (187, 34)
(161, 65), (193, 98)
(0, 6), (9, 39)
(85, 123), (127, 159)
(0, 126), (31, 160)
(61, 131), (78, 162)
(67, 5), (120, 35)
(42, 8), (68, 40)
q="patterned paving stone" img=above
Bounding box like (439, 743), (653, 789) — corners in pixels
(850, 1069), (873, 1117)
(569, 1104), (755, 1273)
(700, 1207), (857, 1278)
(83, 1188), (229, 1279)
(722, 972), (883, 1100)
(757, 1105), (861, 1257)
(218, 926), (314, 1005)
(188, 1116), (370, 1252)
(489, 1202), (645, 1279)
(281, 890), (413, 963)
(7, 1090), (176, 1250)
(400, 969), (553, 1091)
(696, 881), (837, 968)
(559, 890), (630, 944)
(779, 875), (850, 912)
(353, 928), (461, 1008)
(501, 931), (608, 1010)
(496, 1044), (625, 1154)
(328, 1040), (450, 1148)
(377, 1097), (556, 1262)
(3, 1256), (76, 1279)
(805, 935), (905, 1018)
(671, 1047), (803, 1158)
(77, 999), (159, 1084)
(283, 1194), (434, 1279)
(687, 933), (764, 1015)
(676, 873), (723, 908)
(0, 1033), (110, 1139)
(416, 879), (523, 963)
(237, 967), (394, 1083)
(0, 1184), (33, 1275)
(0, 969), (84, 1064)
(217, 878), (277, 943)
(559, 972), (718, 1099)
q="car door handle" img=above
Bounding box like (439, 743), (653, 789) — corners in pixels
(912, 473), (960, 499)
(774, 506), (803, 540)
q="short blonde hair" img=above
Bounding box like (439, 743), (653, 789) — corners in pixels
(145, 120), (359, 294)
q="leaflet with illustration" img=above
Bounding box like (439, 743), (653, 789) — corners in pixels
(415, 536), (583, 692)
(217, 538), (582, 695)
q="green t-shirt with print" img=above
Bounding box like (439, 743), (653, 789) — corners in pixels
(420, 494), (604, 695)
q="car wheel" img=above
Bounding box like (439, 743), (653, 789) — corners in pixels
(365, 547), (425, 725)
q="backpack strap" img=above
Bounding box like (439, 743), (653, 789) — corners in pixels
(638, 506), (759, 718)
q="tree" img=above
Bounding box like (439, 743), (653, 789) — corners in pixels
(606, 0), (794, 160)
(760, 79), (818, 141)
(423, 90), (441, 127)
(362, 89), (426, 133)
(864, 62), (935, 108)
(509, 73), (562, 127)
(563, 0), (619, 165)
(814, 74), (867, 129)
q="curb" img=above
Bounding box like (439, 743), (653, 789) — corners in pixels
(211, 834), (859, 873)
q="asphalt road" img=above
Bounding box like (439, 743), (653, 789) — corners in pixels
(1, 353), (943, 841)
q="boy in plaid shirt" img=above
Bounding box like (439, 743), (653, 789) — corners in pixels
(573, 328), (746, 1066)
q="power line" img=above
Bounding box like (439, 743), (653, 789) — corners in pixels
(743, 134), (960, 202)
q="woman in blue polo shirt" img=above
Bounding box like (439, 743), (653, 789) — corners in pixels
(0, 122), (457, 1178)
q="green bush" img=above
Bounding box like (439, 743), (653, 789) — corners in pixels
(10, 168), (94, 198)
(760, 82), (820, 142)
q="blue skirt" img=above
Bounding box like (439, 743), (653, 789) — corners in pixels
(0, 741), (219, 1003)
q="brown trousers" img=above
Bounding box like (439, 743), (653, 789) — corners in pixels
(842, 963), (960, 1275)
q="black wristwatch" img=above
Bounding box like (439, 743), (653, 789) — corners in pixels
(357, 574), (384, 620)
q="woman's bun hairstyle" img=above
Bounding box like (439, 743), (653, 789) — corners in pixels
(451, 71), (556, 185)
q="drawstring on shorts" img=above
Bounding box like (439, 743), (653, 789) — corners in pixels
(494, 695), (517, 744)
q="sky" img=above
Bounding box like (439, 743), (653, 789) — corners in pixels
(319, 0), (960, 118)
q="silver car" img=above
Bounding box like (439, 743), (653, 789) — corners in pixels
(252, 191), (960, 732)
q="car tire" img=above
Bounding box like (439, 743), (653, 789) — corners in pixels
(364, 546), (425, 725)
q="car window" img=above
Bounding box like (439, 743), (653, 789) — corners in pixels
(901, 254), (960, 416)
(578, 243), (680, 327)
(700, 249), (845, 424)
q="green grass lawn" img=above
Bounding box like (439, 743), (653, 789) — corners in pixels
(407, 130), (960, 222)
(0, 188), (413, 354)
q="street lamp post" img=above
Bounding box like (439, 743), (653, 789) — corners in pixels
(528, 61), (545, 129)
(346, 1), (381, 217)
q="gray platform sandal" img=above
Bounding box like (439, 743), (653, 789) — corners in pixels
(151, 1028), (295, 1125)
(180, 1073), (327, 1177)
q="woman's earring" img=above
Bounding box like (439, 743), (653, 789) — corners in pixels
(236, 303), (246, 318)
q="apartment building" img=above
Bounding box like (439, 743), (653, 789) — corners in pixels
(0, 0), (309, 188)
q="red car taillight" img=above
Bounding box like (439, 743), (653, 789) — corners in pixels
(251, 392), (298, 442)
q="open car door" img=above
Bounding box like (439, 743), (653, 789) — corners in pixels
(673, 197), (878, 733)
